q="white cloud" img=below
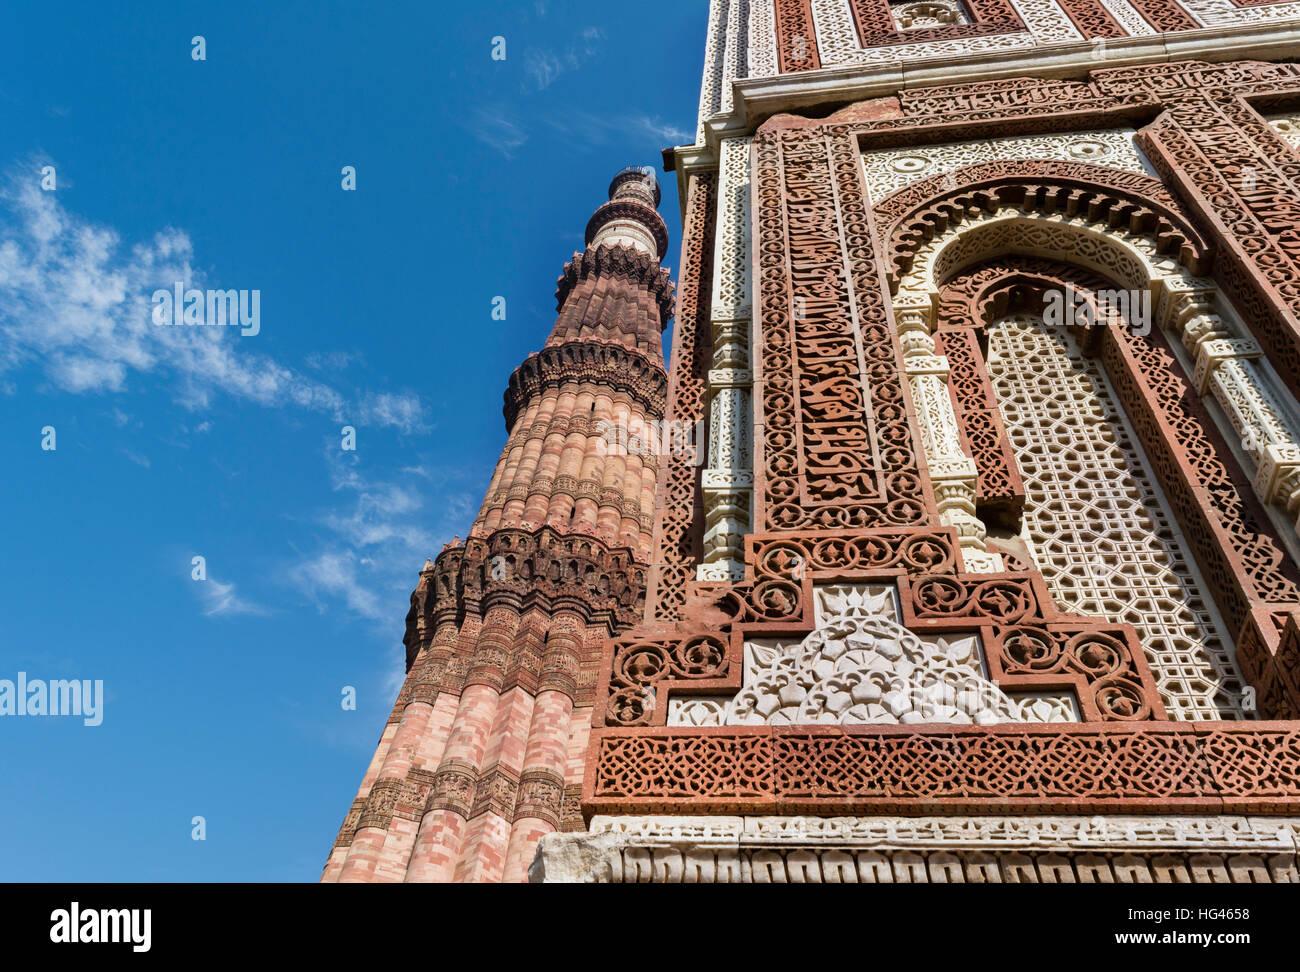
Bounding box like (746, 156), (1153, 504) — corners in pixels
(631, 115), (692, 145)
(524, 50), (565, 91)
(48, 355), (127, 392)
(0, 171), (426, 432)
(359, 391), (426, 433)
(119, 448), (150, 468)
(539, 109), (692, 148)
(288, 449), (477, 632)
(468, 107), (530, 158)
(470, 105), (691, 163)
(465, 27), (687, 160)
(197, 576), (267, 617)
(305, 349), (360, 372)
(523, 27), (604, 91)
(290, 550), (385, 620)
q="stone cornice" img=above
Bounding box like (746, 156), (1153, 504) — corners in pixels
(584, 199), (671, 262)
(665, 23), (1300, 222)
(554, 243), (675, 322)
(408, 525), (648, 647)
(503, 339), (668, 431)
(532, 814), (1300, 882)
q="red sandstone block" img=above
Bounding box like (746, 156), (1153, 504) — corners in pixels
(356, 723), (398, 795)
(566, 713), (592, 780)
(443, 684), (498, 764)
(412, 693), (461, 770)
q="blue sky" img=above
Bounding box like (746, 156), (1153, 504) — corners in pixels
(0, 1), (704, 881)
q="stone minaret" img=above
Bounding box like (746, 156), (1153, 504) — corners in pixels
(321, 167), (673, 883)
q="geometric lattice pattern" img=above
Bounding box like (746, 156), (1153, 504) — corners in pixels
(590, 724), (1300, 810)
(987, 314), (1250, 720)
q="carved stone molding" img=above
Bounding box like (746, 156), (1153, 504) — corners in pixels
(409, 525), (647, 669)
(648, 173), (718, 622)
(588, 723), (1300, 814)
(864, 129), (1154, 201)
(531, 813), (1300, 883)
(553, 243), (675, 322)
(503, 340), (668, 431)
(700, 137), (756, 581)
(881, 160), (1212, 289)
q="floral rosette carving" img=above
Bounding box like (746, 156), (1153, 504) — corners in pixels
(728, 609), (1026, 726)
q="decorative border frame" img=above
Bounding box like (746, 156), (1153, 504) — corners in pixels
(587, 722), (1300, 815)
(771, 0), (1184, 73)
(770, 0), (1300, 78)
(646, 172), (717, 622)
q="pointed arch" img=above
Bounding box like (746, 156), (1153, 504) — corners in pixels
(877, 158), (1213, 291)
(883, 159), (1300, 717)
(938, 256), (1260, 717)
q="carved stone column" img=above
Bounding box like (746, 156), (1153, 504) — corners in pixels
(699, 137), (754, 582)
(895, 298), (1001, 572)
(1165, 280), (1300, 534)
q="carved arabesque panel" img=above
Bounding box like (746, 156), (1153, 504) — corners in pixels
(861, 128), (1153, 201)
(648, 174), (717, 621)
(755, 127), (928, 532)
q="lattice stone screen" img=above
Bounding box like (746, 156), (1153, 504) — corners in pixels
(988, 314), (1249, 719)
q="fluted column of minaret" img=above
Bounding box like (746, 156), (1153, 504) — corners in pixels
(325, 565), (459, 883)
(500, 604), (587, 881)
(325, 168), (672, 884)
(469, 168), (673, 561)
